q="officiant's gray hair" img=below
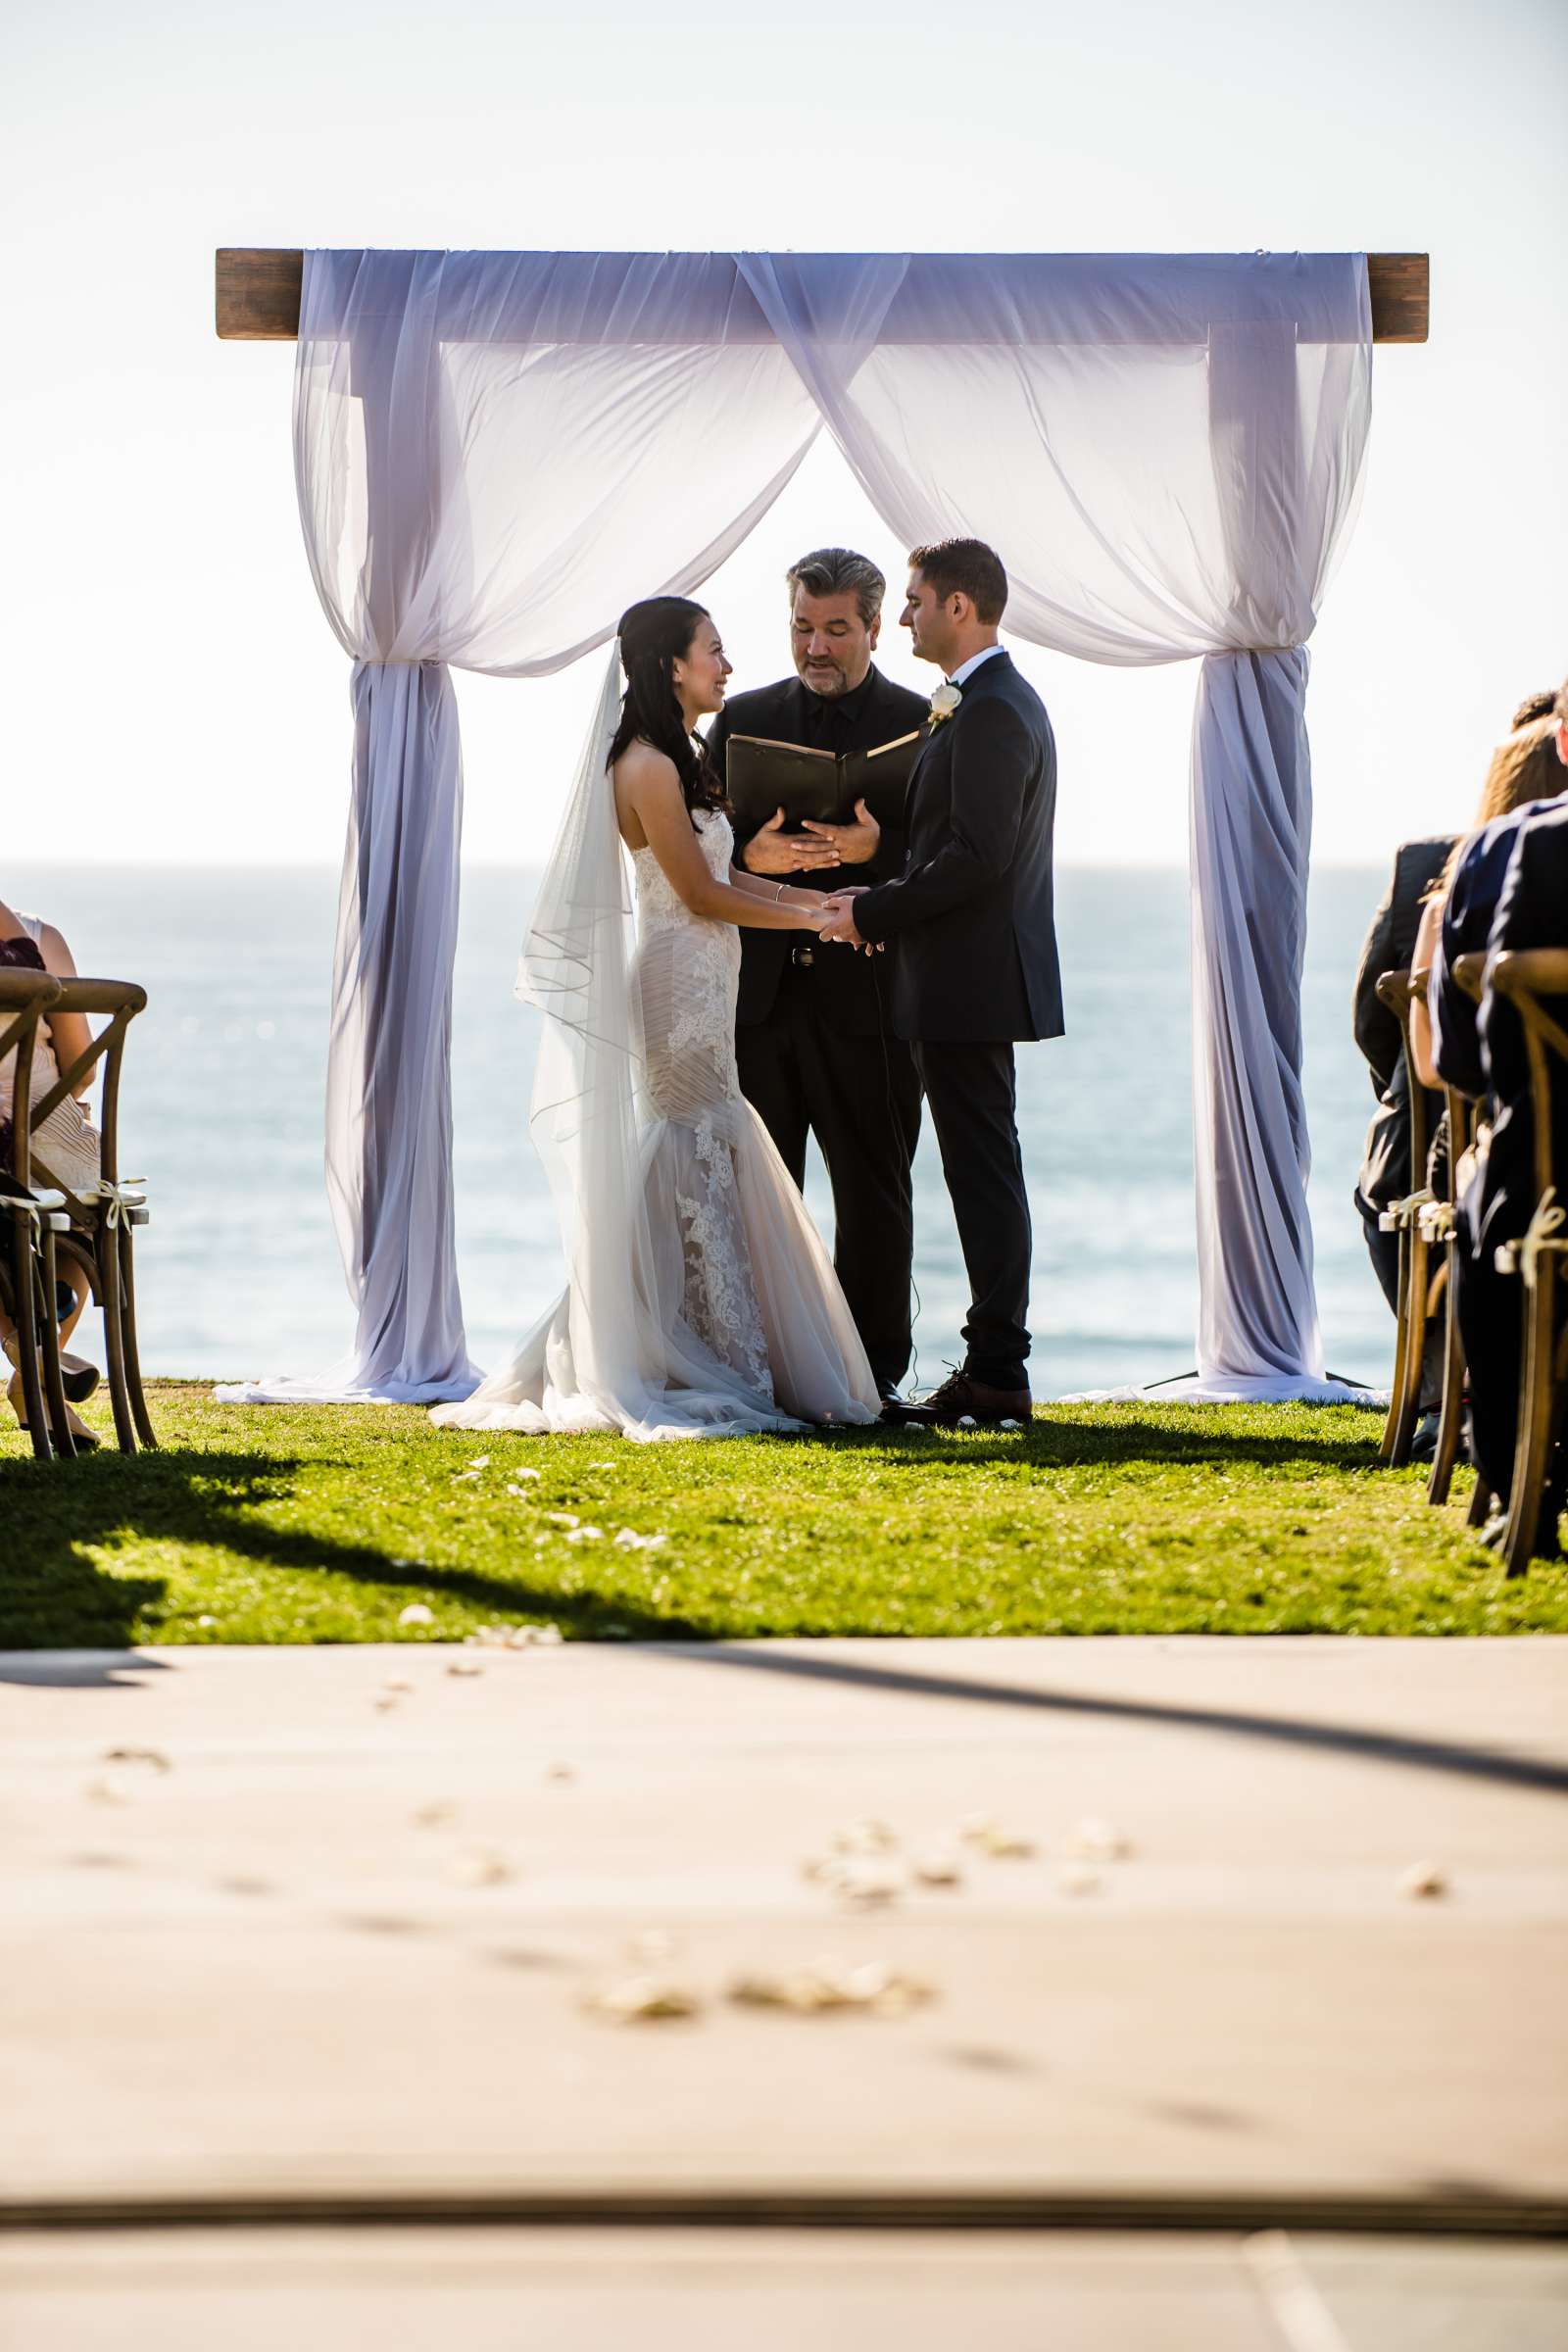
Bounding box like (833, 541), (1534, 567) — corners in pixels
(785, 547), (885, 629)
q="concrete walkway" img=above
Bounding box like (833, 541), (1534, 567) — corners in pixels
(6, 1637), (1568, 2341)
(4, 1635), (1565, 2231)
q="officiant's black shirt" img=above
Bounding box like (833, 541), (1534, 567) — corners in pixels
(799, 664), (876, 749)
(707, 662), (928, 1034)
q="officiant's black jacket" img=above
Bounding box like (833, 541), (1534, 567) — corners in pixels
(851, 652), (1061, 1045)
(706, 665), (929, 1037)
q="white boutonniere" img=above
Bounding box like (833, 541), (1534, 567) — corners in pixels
(927, 681), (962, 726)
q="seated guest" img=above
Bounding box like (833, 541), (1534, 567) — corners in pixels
(0, 897), (101, 1444)
(1455, 696), (1568, 1550)
(1410, 692), (1565, 1098)
(1351, 830), (1457, 1446)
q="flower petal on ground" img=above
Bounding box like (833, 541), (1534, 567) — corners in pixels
(589, 1975), (702, 2022)
(1062, 1817), (1132, 1862)
(102, 1744), (171, 1773)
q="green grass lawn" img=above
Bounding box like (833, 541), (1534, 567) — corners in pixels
(1, 1383), (1563, 1646)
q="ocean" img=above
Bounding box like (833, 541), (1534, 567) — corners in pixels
(10, 864), (1393, 1399)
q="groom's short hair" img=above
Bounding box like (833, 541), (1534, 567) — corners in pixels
(786, 547), (885, 628)
(908, 537), (1008, 625)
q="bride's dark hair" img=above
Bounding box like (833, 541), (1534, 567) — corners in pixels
(609, 596), (728, 826)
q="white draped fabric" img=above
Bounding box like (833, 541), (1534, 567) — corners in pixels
(223, 251), (822, 1401)
(224, 248), (1372, 1409)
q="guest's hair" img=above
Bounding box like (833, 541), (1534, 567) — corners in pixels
(1474, 709), (1566, 826)
(1429, 699), (1568, 902)
(907, 537), (1008, 625)
(610, 597), (727, 824)
(785, 547), (885, 628)
(1555, 673), (1568, 727)
(1511, 690), (1558, 729)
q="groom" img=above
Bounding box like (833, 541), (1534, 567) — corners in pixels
(819, 538), (1060, 1427)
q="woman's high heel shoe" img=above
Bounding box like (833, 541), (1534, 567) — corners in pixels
(5, 1358), (102, 1450)
(59, 1351), (100, 1404)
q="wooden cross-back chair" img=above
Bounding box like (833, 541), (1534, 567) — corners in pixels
(25, 978), (155, 1455)
(1423, 950), (1486, 1509)
(0, 968), (75, 1460)
(1374, 966), (1444, 1468)
(1486, 949), (1568, 1577)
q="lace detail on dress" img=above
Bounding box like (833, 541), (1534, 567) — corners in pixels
(631, 814), (773, 1399)
(632, 812), (742, 1119)
(675, 1112), (775, 1400)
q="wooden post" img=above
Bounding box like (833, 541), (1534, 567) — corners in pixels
(216, 249), (1430, 344)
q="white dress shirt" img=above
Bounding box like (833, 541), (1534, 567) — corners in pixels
(947, 643), (1005, 688)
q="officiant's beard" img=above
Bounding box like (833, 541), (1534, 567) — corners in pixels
(795, 638), (874, 698)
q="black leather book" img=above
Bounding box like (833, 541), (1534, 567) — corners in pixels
(723, 728), (924, 835)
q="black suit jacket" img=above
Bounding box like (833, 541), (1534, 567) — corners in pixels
(1351, 834), (1455, 1214)
(1432, 802), (1565, 1103)
(1352, 836), (1456, 1096)
(706, 667), (929, 1035)
(851, 651), (1060, 1046)
(1468, 798), (1568, 1260)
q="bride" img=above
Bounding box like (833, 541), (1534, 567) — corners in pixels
(433, 597), (881, 1441)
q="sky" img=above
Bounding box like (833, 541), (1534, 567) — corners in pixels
(5, 0), (1565, 873)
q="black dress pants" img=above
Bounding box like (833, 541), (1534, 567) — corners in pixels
(911, 1038), (1032, 1390)
(736, 995), (921, 1389)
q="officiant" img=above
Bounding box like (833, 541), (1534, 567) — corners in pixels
(706, 548), (927, 1402)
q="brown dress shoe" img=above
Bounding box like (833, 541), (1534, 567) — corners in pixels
(885, 1370), (1032, 1429)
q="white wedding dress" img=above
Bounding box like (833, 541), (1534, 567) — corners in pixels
(433, 801), (879, 1442)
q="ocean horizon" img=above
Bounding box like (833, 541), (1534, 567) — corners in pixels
(10, 861), (1395, 1400)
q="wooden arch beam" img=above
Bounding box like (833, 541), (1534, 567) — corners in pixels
(216, 249), (1429, 344)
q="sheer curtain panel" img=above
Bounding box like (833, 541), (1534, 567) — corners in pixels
(223, 250), (821, 1401)
(223, 250), (1373, 1408)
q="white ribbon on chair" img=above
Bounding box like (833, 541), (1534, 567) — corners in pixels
(1494, 1188), (1567, 1289)
(91, 1178), (147, 1232)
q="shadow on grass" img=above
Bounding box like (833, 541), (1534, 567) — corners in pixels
(839, 1411), (1390, 1479)
(0, 1449), (722, 1653)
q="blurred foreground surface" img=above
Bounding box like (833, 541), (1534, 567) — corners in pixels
(3, 2227), (1566, 2350)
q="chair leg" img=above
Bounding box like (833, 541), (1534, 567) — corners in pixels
(1503, 1278), (1558, 1578)
(1467, 1472), (1494, 1529)
(9, 1216), (53, 1462)
(98, 1226), (139, 1454)
(36, 1226), (77, 1460)
(1380, 1227), (1414, 1464)
(1387, 1233), (1430, 1470)
(1427, 1246), (1466, 1506)
(118, 1227), (157, 1450)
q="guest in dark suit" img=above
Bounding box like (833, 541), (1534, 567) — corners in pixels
(704, 549), (928, 1399)
(1350, 833), (1456, 1432)
(1415, 694), (1566, 1101)
(820, 538), (1059, 1428)
(1399, 690), (1568, 1544)
(1450, 701), (1568, 1547)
